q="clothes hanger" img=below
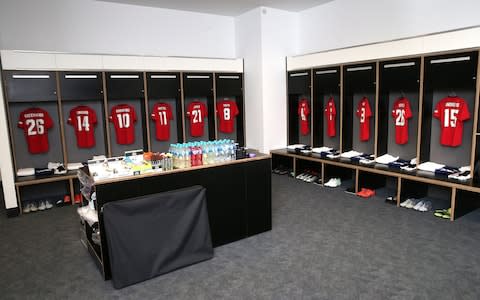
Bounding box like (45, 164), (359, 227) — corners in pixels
(448, 90), (457, 97)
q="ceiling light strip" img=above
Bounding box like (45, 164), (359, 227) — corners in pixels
(110, 75), (139, 79)
(430, 56), (470, 64)
(316, 70), (337, 75)
(65, 75), (97, 79)
(187, 75), (210, 79)
(290, 72), (308, 77)
(346, 66), (372, 72)
(219, 76), (239, 79)
(151, 75), (177, 79)
(12, 75), (50, 79)
(383, 62), (415, 69)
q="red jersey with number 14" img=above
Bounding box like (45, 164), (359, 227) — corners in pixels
(433, 96), (470, 147)
(216, 100), (239, 133)
(68, 106), (97, 148)
(298, 99), (310, 135)
(324, 97), (337, 137)
(391, 97), (413, 145)
(356, 97), (372, 141)
(186, 101), (208, 137)
(18, 108), (54, 154)
(109, 104), (137, 145)
(151, 103), (173, 141)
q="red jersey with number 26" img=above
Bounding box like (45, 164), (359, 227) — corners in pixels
(187, 101), (208, 137)
(391, 97), (413, 145)
(324, 97), (337, 137)
(298, 99), (310, 135)
(217, 100), (239, 134)
(68, 106), (97, 148)
(109, 104), (137, 145)
(18, 108), (54, 154)
(433, 96), (470, 147)
(356, 97), (372, 141)
(151, 103), (173, 141)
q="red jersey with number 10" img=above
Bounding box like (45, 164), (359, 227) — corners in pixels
(187, 101), (208, 137)
(109, 104), (137, 145)
(68, 106), (97, 148)
(18, 108), (54, 154)
(151, 103), (173, 141)
(433, 96), (470, 147)
(298, 99), (310, 135)
(216, 100), (239, 133)
(356, 97), (372, 141)
(391, 97), (413, 145)
(324, 97), (337, 137)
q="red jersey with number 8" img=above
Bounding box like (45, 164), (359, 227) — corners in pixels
(151, 103), (173, 141)
(187, 101), (208, 137)
(109, 104), (137, 145)
(356, 97), (372, 141)
(433, 96), (470, 147)
(216, 100), (239, 134)
(298, 99), (310, 135)
(391, 97), (413, 145)
(68, 106), (97, 148)
(324, 97), (337, 137)
(18, 108), (54, 154)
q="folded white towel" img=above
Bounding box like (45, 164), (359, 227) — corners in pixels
(17, 168), (35, 176)
(417, 161), (445, 172)
(67, 163), (84, 170)
(340, 150), (363, 158)
(375, 154), (399, 164)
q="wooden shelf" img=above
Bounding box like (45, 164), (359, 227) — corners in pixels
(15, 171), (78, 187)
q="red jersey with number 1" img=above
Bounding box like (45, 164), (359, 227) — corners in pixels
(324, 97), (337, 137)
(68, 106), (97, 148)
(391, 97), (413, 145)
(433, 96), (470, 147)
(18, 108), (54, 154)
(216, 100), (239, 133)
(109, 104), (137, 145)
(151, 103), (173, 141)
(356, 97), (372, 141)
(298, 99), (310, 135)
(186, 101), (208, 137)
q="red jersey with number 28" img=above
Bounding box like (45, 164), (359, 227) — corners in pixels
(324, 97), (337, 137)
(151, 103), (173, 141)
(391, 97), (413, 145)
(433, 96), (470, 147)
(187, 101), (208, 137)
(109, 104), (137, 145)
(216, 100), (239, 134)
(68, 106), (97, 148)
(298, 99), (310, 135)
(18, 108), (54, 154)
(356, 97), (372, 142)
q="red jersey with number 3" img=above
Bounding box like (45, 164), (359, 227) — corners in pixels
(324, 97), (337, 137)
(109, 104), (137, 145)
(391, 97), (413, 145)
(216, 100), (239, 134)
(151, 103), (173, 141)
(298, 99), (310, 135)
(186, 101), (208, 137)
(356, 97), (372, 141)
(68, 106), (97, 148)
(18, 108), (54, 154)
(433, 96), (470, 147)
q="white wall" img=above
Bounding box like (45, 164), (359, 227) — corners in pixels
(0, 0), (236, 58)
(298, 0), (480, 54)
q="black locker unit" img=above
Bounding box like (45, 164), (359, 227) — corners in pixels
(287, 70), (311, 146)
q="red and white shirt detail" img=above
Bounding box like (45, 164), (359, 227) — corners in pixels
(68, 106), (97, 148)
(18, 108), (54, 154)
(216, 99), (239, 134)
(109, 104), (137, 145)
(324, 97), (337, 137)
(391, 97), (413, 145)
(298, 98), (310, 135)
(151, 103), (173, 141)
(356, 97), (373, 141)
(186, 101), (208, 137)
(433, 96), (470, 147)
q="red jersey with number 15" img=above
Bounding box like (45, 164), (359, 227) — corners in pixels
(433, 96), (470, 147)
(18, 108), (54, 154)
(68, 106), (97, 148)
(216, 100), (239, 134)
(186, 101), (208, 137)
(324, 97), (337, 137)
(109, 104), (137, 145)
(298, 99), (310, 135)
(151, 103), (173, 141)
(391, 97), (413, 145)
(356, 97), (372, 141)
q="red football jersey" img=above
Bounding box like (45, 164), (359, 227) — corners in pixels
(391, 97), (413, 145)
(298, 99), (310, 135)
(186, 101), (208, 137)
(216, 100), (239, 134)
(151, 103), (173, 141)
(68, 106), (97, 148)
(324, 97), (337, 137)
(433, 96), (470, 147)
(18, 108), (54, 154)
(109, 104), (137, 145)
(356, 97), (373, 141)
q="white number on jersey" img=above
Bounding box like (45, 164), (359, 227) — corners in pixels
(158, 111), (168, 125)
(300, 107), (306, 121)
(223, 108), (231, 121)
(26, 119), (45, 136)
(444, 108), (459, 127)
(192, 109), (202, 123)
(76, 115), (90, 132)
(395, 109), (406, 126)
(360, 107), (366, 123)
(329, 108), (334, 121)
(116, 113), (131, 128)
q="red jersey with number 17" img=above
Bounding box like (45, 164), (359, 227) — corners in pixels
(298, 99), (310, 135)
(324, 97), (337, 137)
(68, 106), (97, 148)
(151, 103), (173, 141)
(356, 97), (372, 141)
(18, 108), (54, 154)
(216, 100), (239, 134)
(391, 97), (413, 145)
(433, 96), (470, 147)
(186, 101), (208, 137)
(109, 104), (137, 145)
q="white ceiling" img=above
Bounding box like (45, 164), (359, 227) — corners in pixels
(98, 0), (333, 16)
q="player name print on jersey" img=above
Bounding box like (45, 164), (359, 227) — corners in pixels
(356, 97), (372, 142)
(216, 99), (239, 134)
(109, 104), (137, 145)
(68, 105), (97, 148)
(433, 96), (470, 147)
(151, 102), (173, 141)
(186, 101), (208, 137)
(298, 98), (310, 136)
(18, 107), (54, 154)
(391, 97), (413, 145)
(324, 97), (337, 137)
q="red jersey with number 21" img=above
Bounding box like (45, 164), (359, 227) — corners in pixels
(151, 103), (173, 141)
(18, 108), (54, 154)
(298, 99), (310, 135)
(187, 101), (208, 137)
(391, 97), (413, 145)
(68, 106), (97, 148)
(433, 96), (470, 147)
(109, 104), (137, 145)
(356, 97), (372, 141)
(324, 97), (337, 137)
(217, 100), (239, 134)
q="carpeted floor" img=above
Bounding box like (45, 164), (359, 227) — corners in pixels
(1, 174), (480, 299)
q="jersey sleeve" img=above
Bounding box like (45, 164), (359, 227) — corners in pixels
(168, 104), (174, 120)
(365, 100), (372, 117)
(305, 102), (310, 116)
(232, 101), (239, 116)
(405, 101), (413, 119)
(151, 104), (158, 120)
(216, 102), (221, 116)
(186, 103), (192, 118)
(433, 101), (441, 119)
(459, 101), (471, 121)
(132, 106), (137, 123)
(202, 103), (208, 117)
(44, 111), (54, 129)
(90, 108), (98, 125)
(109, 107), (115, 122)
(18, 113), (25, 128)
(67, 109), (74, 125)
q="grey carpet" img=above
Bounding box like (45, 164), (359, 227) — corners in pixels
(1, 174), (480, 299)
